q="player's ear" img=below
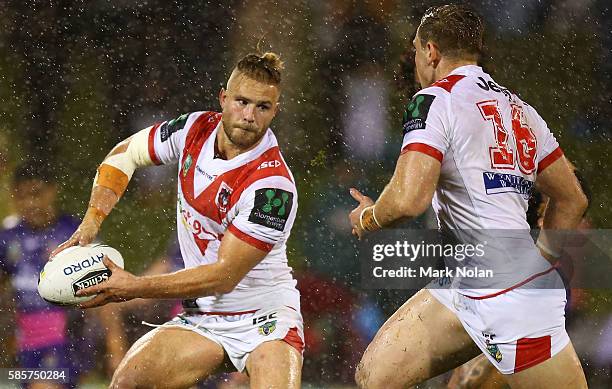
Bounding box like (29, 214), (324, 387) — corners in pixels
(273, 102), (280, 116)
(219, 88), (227, 107)
(426, 41), (441, 67)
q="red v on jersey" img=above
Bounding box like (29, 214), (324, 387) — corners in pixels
(176, 112), (294, 255)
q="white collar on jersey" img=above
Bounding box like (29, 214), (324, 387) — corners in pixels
(205, 121), (278, 170)
(448, 64), (484, 77)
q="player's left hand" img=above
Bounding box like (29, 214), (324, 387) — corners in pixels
(76, 256), (139, 309)
(349, 188), (374, 240)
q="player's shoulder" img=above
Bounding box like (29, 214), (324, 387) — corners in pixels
(180, 111), (221, 146)
(234, 145), (296, 200)
(409, 76), (467, 110)
(183, 111), (221, 132)
(251, 146), (295, 185)
(429, 74), (468, 94)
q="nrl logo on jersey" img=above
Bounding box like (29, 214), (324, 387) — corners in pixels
(182, 154), (193, 177)
(215, 182), (233, 213)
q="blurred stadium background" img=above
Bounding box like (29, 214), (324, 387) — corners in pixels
(0, 0), (611, 388)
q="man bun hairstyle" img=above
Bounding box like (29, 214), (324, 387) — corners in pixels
(235, 52), (284, 85)
(418, 4), (484, 61)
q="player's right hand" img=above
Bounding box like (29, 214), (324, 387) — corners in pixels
(49, 219), (100, 260)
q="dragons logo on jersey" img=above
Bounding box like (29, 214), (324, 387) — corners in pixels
(249, 188), (293, 231)
(258, 320), (277, 336)
(160, 113), (190, 142)
(215, 182), (233, 213)
(182, 154), (193, 177)
(402, 94), (435, 135)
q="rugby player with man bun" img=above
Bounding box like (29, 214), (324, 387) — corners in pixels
(53, 52), (304, 389)
(349, 4), (588, 388)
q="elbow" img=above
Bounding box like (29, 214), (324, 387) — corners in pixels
(576, 192), (589, 216)
(397, 198), (430, 220)
(215, 278), (239, 295)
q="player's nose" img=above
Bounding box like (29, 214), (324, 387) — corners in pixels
(242, 105), (255, 123)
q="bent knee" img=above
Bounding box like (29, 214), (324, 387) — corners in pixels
(355, 357), (386, 389)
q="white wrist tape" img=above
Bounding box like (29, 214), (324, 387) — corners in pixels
(103, 127), (153, 180)
(536, 239), (561, 258)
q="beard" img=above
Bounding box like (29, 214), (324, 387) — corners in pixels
(221, 117), (267, 148)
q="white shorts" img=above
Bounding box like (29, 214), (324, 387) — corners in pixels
(147, 306), (304, 373)
(430, 286), (570, 374)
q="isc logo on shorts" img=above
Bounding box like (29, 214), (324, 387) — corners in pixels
(253, 312), (278, 336)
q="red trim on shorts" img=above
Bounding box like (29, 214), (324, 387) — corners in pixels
(514, 336), (552, 373)
(283, 327), (304, 354)
(464, 266), (558, 300)
(188, 309), (259, 316)
(537, 146), (563, 173)
(148, 124), (161, 165)
(227, 224), (274, 252)
(401, 143), (444, 162)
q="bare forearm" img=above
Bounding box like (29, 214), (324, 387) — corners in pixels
(542, 197), (587, 230)
(134, 264), (232, 299)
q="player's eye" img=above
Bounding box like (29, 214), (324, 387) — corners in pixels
(237, 99), (248, 105)
(258, 104), (270, 111)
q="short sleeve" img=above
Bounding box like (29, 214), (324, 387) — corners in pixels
(400, 91), (450, 162)
(228, 176), (297, 252)
(524, 104), (563, 173)
(147, 112), (200, 165)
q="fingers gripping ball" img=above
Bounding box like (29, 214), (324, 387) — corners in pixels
(38, 244), (124, 306)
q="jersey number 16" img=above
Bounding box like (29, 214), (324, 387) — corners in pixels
(477, 100), (537, 174)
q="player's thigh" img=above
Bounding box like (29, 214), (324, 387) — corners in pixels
(356, 289), (480, 389)
(447, 355), (508, 389)
(110, 326), (225, 389)
(504, 342), (586, 389)
(246, 340), (302, 389)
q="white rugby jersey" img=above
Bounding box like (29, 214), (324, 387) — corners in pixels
(401, 65), (562, 231)
(147, 111), (299, 313)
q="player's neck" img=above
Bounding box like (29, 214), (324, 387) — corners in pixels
(215, 124), (262, 160)
(434, 59), (478, 83)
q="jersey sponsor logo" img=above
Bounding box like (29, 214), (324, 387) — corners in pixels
(160, 113), (190, 142)
(195, 165), (216, 182)
(179, 197), (219, 241)
(402, 94), (435, 134)
(257, 160), (281, 170)
(249, 188), (293, 231)
(253, 312), (277, 325)
(475, 77), (512, 100)
(483, 172), (534, 199)
(215, 182), (233, 213)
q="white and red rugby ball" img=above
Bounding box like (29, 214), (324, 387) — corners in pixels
(38, 243), (124, 306)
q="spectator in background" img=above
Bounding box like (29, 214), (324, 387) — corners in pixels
(0, 162), (125, 388)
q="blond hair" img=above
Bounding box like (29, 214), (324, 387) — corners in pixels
(235, 52), (284, 85)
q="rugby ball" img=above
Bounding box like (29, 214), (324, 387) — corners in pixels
(38, 243), (124, 306)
